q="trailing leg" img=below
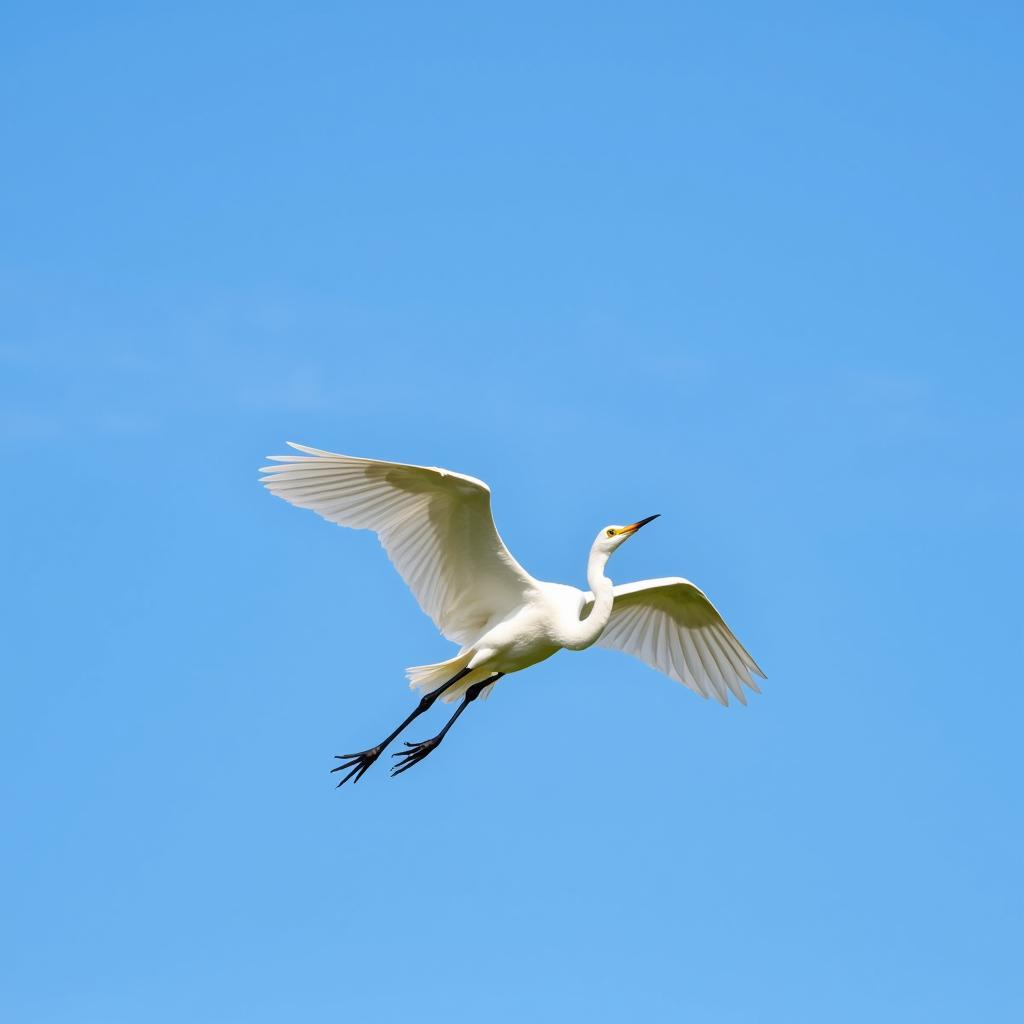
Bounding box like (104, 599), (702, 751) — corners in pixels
(391, 674), (503, 777)
(331, 666), (473, 786)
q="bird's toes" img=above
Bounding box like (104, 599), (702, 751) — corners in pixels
(331, 745), (383, 782)
(390, 758), (418, 777)
(389, 738), (441, 777)
(334, 763), (363, 786)
(396, 738), (438, 755)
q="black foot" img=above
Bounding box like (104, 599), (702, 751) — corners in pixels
(390, 737), (441, 777)
(331, 745), (383, 786)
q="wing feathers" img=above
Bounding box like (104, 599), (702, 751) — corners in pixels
(705, 628), (746, 705)
(260, 444), (535, 644)
(677, 633), (706, 699)
(591, 577), (764, 706)
(263, 446), (765, 704)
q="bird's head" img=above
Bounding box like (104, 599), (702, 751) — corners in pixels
(593, 514), (660, 555)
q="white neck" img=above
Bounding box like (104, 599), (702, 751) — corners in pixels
(562, 546), (615, 650)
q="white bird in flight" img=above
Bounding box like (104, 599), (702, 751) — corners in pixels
(261, 443), (765, 784)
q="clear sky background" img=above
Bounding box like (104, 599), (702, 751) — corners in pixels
(2, 3), (1022, 1022)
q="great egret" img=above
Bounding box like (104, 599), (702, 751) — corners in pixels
(261, 443), (765, 783)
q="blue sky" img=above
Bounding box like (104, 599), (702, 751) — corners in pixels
(2, 3), (1022, 1021)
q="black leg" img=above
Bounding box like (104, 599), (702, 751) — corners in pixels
(331, 666), (474, 786)
(391, 673), (503, 777)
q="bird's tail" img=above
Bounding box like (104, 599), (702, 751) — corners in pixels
(406, 651), (498, 703)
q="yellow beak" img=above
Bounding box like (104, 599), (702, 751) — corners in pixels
(619, 514), (660, 535)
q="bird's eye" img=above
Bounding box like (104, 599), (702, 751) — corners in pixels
(606, 529), (616, 538)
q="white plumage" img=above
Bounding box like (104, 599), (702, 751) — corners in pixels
(586, 579), (762, 705)
(261, 443), (765, 782)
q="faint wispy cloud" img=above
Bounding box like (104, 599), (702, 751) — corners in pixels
(235, 363), (330, 413)
(0, 410), (64, 439)
(0, 344), (39, 365)
(91, 411), (157, 436)
(843, 369), (936, 437)
(845, 369), (932, 407)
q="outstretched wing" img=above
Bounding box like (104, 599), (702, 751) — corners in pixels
(585, 577), (766, 706)
(260, 443), (537, 645)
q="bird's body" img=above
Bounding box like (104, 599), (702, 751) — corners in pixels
(260, 443), (765, 782)
(413, 580), (591, 697)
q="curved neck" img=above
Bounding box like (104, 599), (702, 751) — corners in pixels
(563, 547), (614, 650)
